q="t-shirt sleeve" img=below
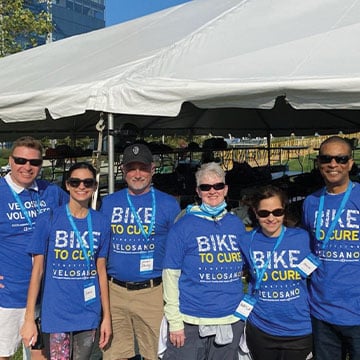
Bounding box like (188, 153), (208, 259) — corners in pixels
(27, 211), (52, 255)
(238, 230), (252, 267)
(163, 222), (185, 270)
(58, 187), (70, 205)
(164, 195), (181, 227)
(300, 228), (312, 256)
(301, 197), (311, 230)
(97, 219), (111, 259)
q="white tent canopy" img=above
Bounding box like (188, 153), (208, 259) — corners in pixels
(1, 0), (360, 124)
(1, 0), (360, 191)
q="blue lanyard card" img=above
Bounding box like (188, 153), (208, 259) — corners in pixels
(234, 294), (257, 321)
(84, 280), (96, 305)
(140, 252), (154, 274)
(297, 253), (321, 278)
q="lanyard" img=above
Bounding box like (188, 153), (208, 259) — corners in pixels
(126, 187), (156, 240)
(249, 226), (286, 292)
(9, 186), (40, 228)
(315, 181), (352, 250)
(66, 204), (94, 273)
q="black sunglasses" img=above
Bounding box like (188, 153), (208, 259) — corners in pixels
(67, 178), (96, 188)
(317, 155), (350, 164)
(257, 208), (285, 218)
(12, 156), (43, 167)
(198, 182), (226, 191)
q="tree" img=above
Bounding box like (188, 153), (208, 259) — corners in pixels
(0, 0), (52, 57)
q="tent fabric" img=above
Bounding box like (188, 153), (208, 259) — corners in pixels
(0, 0), (360, 137)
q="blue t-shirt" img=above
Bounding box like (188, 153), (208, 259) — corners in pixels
(303, 183), (360, 325)
(100, 187), (180, 282)
(27, 206), (110, 333)
(163, 212), (246, 318)
(0, 178), (68, 308)
(242, 227), (312, 337)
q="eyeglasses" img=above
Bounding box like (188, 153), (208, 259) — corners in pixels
(198, 182), (225, 191)
(67, 178), (96, 188)
(257, 208), (285, 218)
(12, 156), (43, 167)
(317, 155), (350, 164)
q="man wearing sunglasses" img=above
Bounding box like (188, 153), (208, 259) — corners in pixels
(101, 143), (180, 360)
(302, 135), (360, 360)
(0, 136), (69, 360)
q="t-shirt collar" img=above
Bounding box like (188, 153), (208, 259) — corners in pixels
(5, 173), (38, 194)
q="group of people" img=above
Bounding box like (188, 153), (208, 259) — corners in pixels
(0, 135), (359, 360)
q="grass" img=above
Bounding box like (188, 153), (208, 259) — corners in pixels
(13, 346), (22, 360)
(283, 152), (315, 173)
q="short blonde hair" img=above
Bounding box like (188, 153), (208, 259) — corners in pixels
(11, 136), (43, 157)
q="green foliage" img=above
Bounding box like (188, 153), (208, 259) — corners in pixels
(13, 346), (22, 359)
(0, 158), (8, 166)
(0, 148), (10, 166)
(0, 0), (53, 57)
(55, 136), (93, 149)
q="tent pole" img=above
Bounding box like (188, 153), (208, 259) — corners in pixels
(267, 131), (271, 166)
(91, 114), (105, 209)
(107, 113), (115, 194)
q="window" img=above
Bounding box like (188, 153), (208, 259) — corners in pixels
(66, 0), (73, 10)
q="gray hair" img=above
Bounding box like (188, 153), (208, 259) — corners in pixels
(195, 162), (225, 186)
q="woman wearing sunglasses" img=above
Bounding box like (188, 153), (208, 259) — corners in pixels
(241, 185), (314, 360)
(162, 162), (246, 360)
(21, 162), (111, 360)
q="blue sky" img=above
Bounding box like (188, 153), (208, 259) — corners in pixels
(105, 0), (191, 26)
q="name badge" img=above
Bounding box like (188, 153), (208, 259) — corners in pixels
(140, 253), (154, 274)
(297, 253), (320, 278)
(84, 281), (96, 304)
(234, 294), (257, 321)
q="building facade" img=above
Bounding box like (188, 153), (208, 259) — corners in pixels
(25, 0), (105, 43)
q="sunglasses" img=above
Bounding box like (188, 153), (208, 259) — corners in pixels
(12, 156), (43, 167)
(317, 155), (350, 164)
(257, 208), (285, 218)
(67, 178), (96, 188)
(198, 182), (226, 191)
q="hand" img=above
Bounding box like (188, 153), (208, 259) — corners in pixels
(20, 320), (38, 348)
(169, 329), (185, 348)
(98, 316), (112, 349)
(0, 275), (4, 289)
